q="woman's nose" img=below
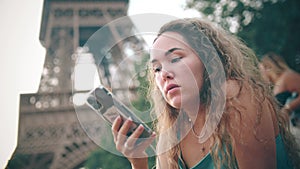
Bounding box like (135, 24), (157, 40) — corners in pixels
(161, 69), (174, 80)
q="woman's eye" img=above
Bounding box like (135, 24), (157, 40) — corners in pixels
(153, 66), (161, 72)
(171, 57), (182, 63)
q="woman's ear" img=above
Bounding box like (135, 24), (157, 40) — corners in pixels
(225, 80), (240, 99)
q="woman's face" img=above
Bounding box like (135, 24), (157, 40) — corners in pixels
(150, 32), (205, 109)
(259, 62), (272, 83)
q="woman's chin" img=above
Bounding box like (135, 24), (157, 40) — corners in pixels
(167, 94), (200, 110)
(168, 97), (182, 109)
(171, 97), (201, 113)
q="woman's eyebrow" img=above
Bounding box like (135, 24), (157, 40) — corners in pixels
(149, 47), (184, 63)
(150, 59), (157, 64)
(165, 47), (183, 56)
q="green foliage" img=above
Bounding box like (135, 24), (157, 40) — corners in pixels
(7, 154), (32, 169)
(6, 153), (53, 169)
(84, 148), (131, 169)
(84, 148), (156, 169)
(130, 53), (153, 123)
(238, 0), (300, 71)
(132, 53), (151, 109)
(186, 0), (300, 72)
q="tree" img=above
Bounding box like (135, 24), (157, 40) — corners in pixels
(84, 148), (131, 169)
(186, 0), (300, 72)
(84, 148), (155, 169)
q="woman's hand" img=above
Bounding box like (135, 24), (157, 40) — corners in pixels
(112, 116), (156, 169)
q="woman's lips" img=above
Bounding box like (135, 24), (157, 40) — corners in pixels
(165, 84), (180, 94)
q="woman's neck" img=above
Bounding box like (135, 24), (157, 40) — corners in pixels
(186, 104), (206, 132)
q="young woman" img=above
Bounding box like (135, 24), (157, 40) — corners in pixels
(112, 18), (300, 169)
(259, 52), (300, 125)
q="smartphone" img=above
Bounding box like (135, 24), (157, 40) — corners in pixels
(86, 85), (153, 138)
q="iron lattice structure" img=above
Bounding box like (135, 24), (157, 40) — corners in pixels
(7, 0), (148, 168)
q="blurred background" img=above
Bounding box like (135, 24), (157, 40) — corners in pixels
(0, 0), (299, 168)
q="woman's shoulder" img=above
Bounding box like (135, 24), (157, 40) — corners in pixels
(280, 70), (300, 81)
(278, 70), (300, 91)
(224, 80), (278, 169)
(225, 79), (256, 100)
(225, 79), (277, 133)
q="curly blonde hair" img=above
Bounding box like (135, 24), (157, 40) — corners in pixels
(147, 18), (300, 169)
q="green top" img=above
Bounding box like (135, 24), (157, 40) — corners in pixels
(178, 134), (293, 169)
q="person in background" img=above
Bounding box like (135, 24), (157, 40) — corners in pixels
(112, 18), (300, 169)
(259, 52), (300, 126)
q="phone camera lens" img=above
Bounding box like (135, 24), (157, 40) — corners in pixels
(87, 96), (102, 109)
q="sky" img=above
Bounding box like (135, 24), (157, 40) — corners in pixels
(0, 0), (200, 168)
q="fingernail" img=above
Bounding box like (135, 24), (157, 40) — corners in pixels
(127, 116), (132, 122)
(138, 124), (144, 130)
(152, 132), (156, 137)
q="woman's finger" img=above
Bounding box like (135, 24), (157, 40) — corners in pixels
(124, 124), (145, 149)
(112, 115), (122, 131)
(129, 124), (144, 139)
(116, 117), (133, 149)
(118, 117), (133, 136)
(124, 132), (156, 158)
(111, 116), (122, 143)
(137, 132), (156, 150)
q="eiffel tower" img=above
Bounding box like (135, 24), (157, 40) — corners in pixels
(6, 0), (148, 168)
